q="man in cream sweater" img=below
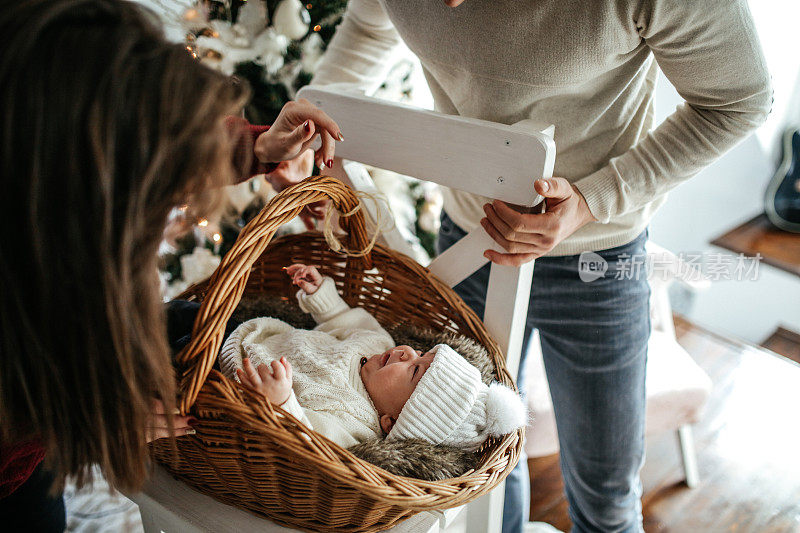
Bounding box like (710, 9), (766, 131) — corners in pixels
(271, 1), (772, 531)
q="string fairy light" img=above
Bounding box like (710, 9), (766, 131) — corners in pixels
(183, 7), (200, 22)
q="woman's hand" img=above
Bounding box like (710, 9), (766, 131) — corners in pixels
(284, 263), (323, 294)
(266, 149), (327, 229)
(237, 358), (293, 405)
(146, 399), (197, 442)
(480, 177), (596, 266)
(254, 98), (343, 169)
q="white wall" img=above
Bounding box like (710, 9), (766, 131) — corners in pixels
(748, 1), (800, 158)
(648, 0), (800, 343)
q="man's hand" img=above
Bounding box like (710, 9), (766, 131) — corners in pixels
(267, 149), (326, 229)
(237, 358), (293, 405)
(480, 177), (596, 266)
(285, 263), (323, 294)
(254, 98), (343, 168)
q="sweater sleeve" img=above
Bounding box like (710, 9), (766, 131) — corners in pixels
(297, 277), (393, 342)
(573, 0), (772, 223)
(296, 277), (351, 323)
(226, 116), (279, 183)
(280, 392), (361, 448)
(280, 392), (314, 427)
(310, 0), (404, 93)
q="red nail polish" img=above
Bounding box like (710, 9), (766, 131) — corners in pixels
(326, 159), (333, 168)
(304, 121), (311, 132)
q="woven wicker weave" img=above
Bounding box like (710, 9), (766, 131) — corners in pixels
(150, 176), (523, 532)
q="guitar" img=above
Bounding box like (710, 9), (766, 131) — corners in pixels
(765, 128), (800, 233)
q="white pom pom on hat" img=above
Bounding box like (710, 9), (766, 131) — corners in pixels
(484, 383), (528, 437)
(387, 344), (527, 450)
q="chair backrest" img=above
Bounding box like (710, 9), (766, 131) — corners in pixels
(296, 86), (556, 377)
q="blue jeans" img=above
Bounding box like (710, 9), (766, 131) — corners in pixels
(437, 214), (649, 533)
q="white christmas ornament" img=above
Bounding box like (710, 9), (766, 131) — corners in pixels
(225, 180), (258, 213)
(194, 35), (235, 74)
(252, 27), (289, 74)
(180, 246), (221, 287)
(209, 19), (250, 48)
(272, 0), (310, 40)
(195, 25), (286, 75)
(300, 32), (324, 73)
(237, 0), (268, 40)
(229, 23), (252, 48)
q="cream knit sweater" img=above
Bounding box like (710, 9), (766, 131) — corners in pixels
(311, 0), (772, 255)
(219, 277), (395, 448)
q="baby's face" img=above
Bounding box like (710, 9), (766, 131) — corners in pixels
(359, 345), (435, 419)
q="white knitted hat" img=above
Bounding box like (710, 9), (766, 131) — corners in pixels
(387, 344), (527, 450)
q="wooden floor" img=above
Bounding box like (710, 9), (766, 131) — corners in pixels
(762, 326), (800, 366)
(529, 315), (800, 533)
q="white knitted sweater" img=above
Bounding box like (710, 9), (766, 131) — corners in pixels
(219, 277), (395, 448)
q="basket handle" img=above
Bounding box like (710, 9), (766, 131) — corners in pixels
(175, 176), (371, 413)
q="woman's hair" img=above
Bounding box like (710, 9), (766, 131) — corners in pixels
(0, 0), (249, 491)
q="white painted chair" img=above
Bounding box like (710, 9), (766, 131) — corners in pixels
(131, 86), (555, 533)
(523, 243), (713, 488)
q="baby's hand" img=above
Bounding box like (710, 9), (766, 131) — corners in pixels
(237, 357), (293, 405)
(284, 263), (322, 294)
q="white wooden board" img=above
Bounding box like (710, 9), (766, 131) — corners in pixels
(297, 86), (555, 208)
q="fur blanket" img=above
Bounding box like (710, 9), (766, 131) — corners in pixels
(230, 294), (498, 480)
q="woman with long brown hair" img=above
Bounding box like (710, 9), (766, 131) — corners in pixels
(0, 0), (341, 529)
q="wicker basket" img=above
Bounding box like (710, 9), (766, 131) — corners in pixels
(150, 176), (523, 532)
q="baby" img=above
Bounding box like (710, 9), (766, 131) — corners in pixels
(218, 264), (526, 450)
